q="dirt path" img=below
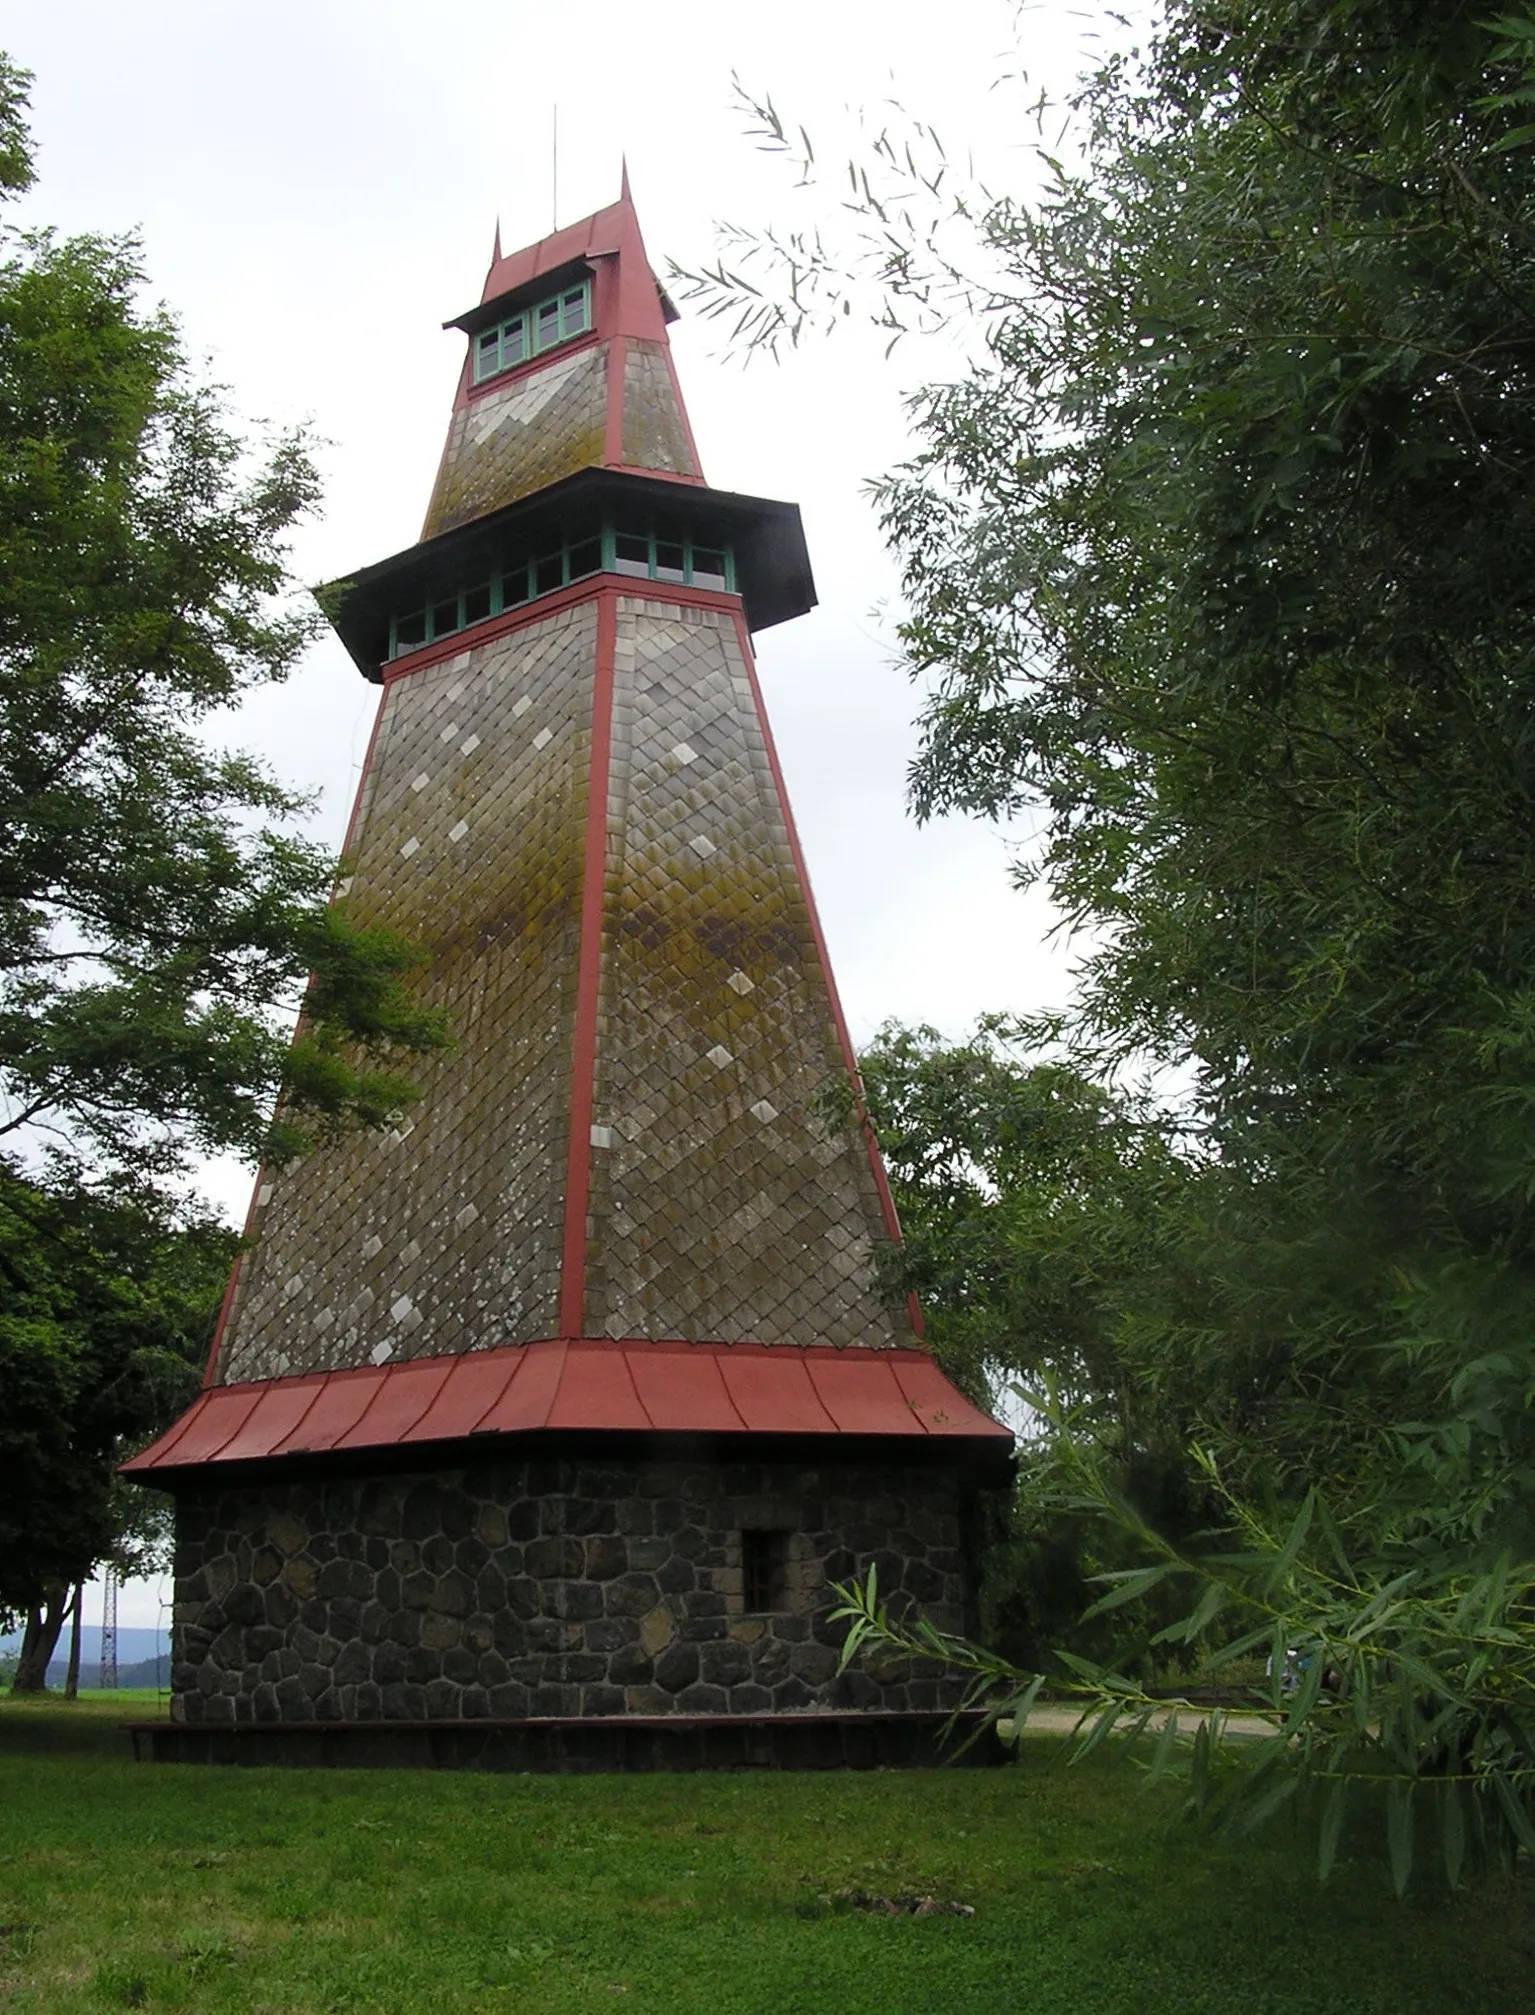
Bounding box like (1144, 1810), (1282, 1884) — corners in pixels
(1005, 1703), (1281, 1742)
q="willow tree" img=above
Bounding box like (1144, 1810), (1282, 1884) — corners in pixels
(688, 1), (1535, 1884)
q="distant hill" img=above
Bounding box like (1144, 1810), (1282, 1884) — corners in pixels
(0, 1624), (167, 1668)
(39, 1652), (169, 1691)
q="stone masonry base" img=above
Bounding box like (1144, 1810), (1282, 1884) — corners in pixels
(170, 1451), (974, 1728)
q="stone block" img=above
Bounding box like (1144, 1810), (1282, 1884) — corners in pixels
(425, 1678), (460, 1718)
(562, 1652), (607, 1685)
(639, 1605), (675, 1656)
(454, 1536), (490, 1578)
(584, 1534), (627, 1580)
(653, 1642), (698, 1693)
(374, 1644), (407, 1687)
(624, 1685), (671, 1714)
(442, 1645), (479, 1685)
(588, 1617), (638, 1654)
(654, 1555), (696, 1595)
(771, 1677), (816, 1711)
(795, 1642), (839, 1686)
(401, 1482), (443, 1543)
(263, 1582), (299, 1630)
(675, 1683), (728, 1714)
(430, 1569), (474, 1617)
(526, 1536), (583, 1580)
(697, 1638), (751, 1688)
(421, 1535), (455, 1575)
(604, 1571), (660, 1618)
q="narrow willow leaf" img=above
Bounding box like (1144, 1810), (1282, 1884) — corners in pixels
(1147, 1706), (1181, 1786)
(1266, 1490), (1316, 1592)
(1387, 1780), (1414, 1898)
(1318, 1777), (1347, 1884)
(1442, 1779), (1467, 1891)
(1493, 1774), (1535, 1859)
(1082, 1561), (1175, 1618)
(1072, 1700), (1124, 1764)
(1191, 1719), (1211, 1807)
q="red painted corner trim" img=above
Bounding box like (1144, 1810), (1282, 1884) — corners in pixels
(560, 587), (618, 1337)
(603, 333), (628, 466)
(726, 605), (922, 1337)
(659, 341), (706, 483)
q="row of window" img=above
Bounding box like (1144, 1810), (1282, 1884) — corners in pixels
(473, 280), (591, 384)
(388, 526), (737, 658)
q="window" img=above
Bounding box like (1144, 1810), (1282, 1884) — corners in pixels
(388, 523), (608, 658)
(473, 279), (592, 384)
(385, 523), (736, 660)
(741, 1529), (790, 1612)
(602, 526), (737, 593)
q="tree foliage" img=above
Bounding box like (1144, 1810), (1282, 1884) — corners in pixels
(0, 1167), (230, 1629)
(0, 56), (445, 1186)
(0, 54), (447, 1653)
(688, 0), (1535, 1883)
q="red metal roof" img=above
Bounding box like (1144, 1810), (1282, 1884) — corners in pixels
(122, 1340), (1011, 1480)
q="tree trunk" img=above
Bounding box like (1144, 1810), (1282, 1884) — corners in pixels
(63, 1582), (84, 1699)
(11, 1585), (69, 1693)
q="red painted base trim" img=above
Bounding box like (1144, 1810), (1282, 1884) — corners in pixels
(380, 575), (741, 686)
(123, 1338), (1012, 1478)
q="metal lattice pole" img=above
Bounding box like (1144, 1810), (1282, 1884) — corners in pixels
(98, 1566), (118, 1690)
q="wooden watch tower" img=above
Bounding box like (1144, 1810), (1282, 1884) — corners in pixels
(125, 183), (1011, 1769)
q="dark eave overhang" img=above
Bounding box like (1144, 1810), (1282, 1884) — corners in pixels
(320, 467), (817, 680)
(444, 255), (596, 338)
(445, 255), (681, 336)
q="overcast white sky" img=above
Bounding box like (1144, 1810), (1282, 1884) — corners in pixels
(9, 0), (1120, 1629)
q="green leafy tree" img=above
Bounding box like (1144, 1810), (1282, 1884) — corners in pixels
(0, 1169), (232, 1689)
(856, 1020), (1219, 1669)
(688, 0), (1535, 1884)
(0, 55), (447, 1669)
(0, 57), (444, 1185)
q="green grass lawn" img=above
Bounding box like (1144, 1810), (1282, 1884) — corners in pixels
(0, 1694), (1528, 2015)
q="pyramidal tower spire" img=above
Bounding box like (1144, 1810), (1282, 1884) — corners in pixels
(127, 192), (1010, 1766)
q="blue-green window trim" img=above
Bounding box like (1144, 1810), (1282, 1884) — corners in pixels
(388, 525), (738, 660)
(473, 279), (592, 385)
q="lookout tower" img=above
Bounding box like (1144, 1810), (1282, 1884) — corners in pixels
(125, 186), (1012, 1768)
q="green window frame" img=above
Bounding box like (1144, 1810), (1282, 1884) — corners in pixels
(388, 523), (737, 659)
(473, 279), (592, 385)
(602, 527), (735, 593)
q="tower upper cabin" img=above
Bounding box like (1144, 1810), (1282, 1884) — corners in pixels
(329, 178), (814, 681)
